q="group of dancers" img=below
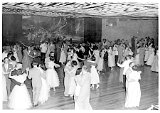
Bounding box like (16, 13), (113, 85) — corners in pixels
(2, 36), (158, 110)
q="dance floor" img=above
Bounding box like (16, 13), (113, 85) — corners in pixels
(3, 65), (158, 110)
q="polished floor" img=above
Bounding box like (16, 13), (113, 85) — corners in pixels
(3, 65), (158, 110)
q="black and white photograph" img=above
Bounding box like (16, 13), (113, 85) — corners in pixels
(1, 0), (159, 110)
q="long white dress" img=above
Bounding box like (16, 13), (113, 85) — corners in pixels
(59, 48), (66, 64)
(74, 71), (92, 110)
(46, 61), (59, 88)
(146, 47), (155, 66)
(90, 63), (100, 85)
(38, 68), (50, 104)
(144, 47), (149, 61)
(68, 67), (77, 96)
(151, 50), (159, 72)
(125, 70), (141, 108)
(2, 72), (7, 101)
(8, 73), (32, 109)
(97, 49), (105, 71)
(108, 49), (115, 67)
(64, 61), (72, 96)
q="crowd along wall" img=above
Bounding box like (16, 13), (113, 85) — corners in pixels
(102, 17), (158, 44)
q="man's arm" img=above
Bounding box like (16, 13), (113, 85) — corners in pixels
(11, 79), (21, 86)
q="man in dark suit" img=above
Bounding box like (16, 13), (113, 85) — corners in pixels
(103, 48), (109, 73)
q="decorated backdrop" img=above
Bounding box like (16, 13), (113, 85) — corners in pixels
(22, 15), (84, 43)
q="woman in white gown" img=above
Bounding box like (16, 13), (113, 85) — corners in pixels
(88, 56), (100, 89)
(146, 46), (155, 66)
(8, 70), (32, 109)
(151, 49), (158, 72)
(59, 45), (67, 65)
(64, 60), (72, 96)
(2, 70), (7, 102)
(37, 66), (50, 105)
(68, 60), (79, 97)
(46, 57), (60, 91)
(74, 66), (92, 110)
(125, 62), (141, 108)
(97, 49), (105, 73)
(108, 46), (115, 70)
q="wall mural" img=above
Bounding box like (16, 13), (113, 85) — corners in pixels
(22, 15), (84, 43)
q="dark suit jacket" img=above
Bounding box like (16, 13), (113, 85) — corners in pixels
(10, 78), (21, 92)
(10, 69), (22, 92)
(103, 51), (108, 62)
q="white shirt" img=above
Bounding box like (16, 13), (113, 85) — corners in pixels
(40, 43), (47, 53)
(113, 46), (118, 55)
(118, 59), (132, 75)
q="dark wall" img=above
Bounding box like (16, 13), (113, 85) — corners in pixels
(84, 17), (102, 42)
(2, 14), (22, 44)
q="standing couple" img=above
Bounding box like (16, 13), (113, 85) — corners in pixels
(8, 58), (49, 109)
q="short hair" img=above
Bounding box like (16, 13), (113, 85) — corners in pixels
(11, 56), (16, 61)
(49, 52), (54, 57)
(50, 56), (55, 61)
(71, 60), (78, 66)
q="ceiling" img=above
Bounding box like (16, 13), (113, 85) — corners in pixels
(2, 2), (159, 18)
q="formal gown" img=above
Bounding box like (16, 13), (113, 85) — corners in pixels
(146, 47), (155, 66)
(64, 61), (71, 96)
(97, 49), (105, 72)
(59, 48), (67, 64)
(38, 77), (50, 104)
(108, 49), (115, 67)
(90, 62), (100, 85)
(125, 69), (141, 108)
(8, 73), (32, 109)
(2, 72), (7, 101)
(46, 61), (59, 88)
(74, 71), (92, 110)
(38, 67), (50, 104)
(17, 46), (22, 62)
(144, 47), (149, 61)
(117, 45), (124, 63)
(68, 67), (77, 96)
(151, 50), (159, 72)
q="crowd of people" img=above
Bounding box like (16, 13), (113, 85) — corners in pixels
(2, 36), (158, 110)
